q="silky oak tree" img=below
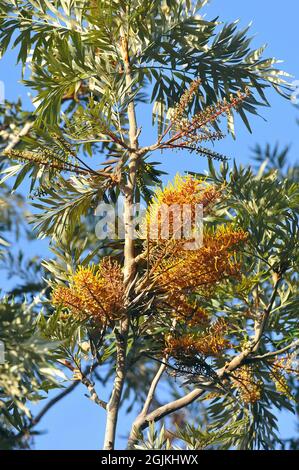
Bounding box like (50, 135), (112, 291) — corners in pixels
(0, 0), (298, 450)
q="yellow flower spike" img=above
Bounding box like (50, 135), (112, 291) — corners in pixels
(165, 319), (230, 360)
(142, 175), (221, 241)
(166, 293), (210, 326)
(52, 258), (125, 324)
(231, 366), (262, 404)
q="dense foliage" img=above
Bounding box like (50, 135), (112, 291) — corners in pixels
(0, 0), (297, 450)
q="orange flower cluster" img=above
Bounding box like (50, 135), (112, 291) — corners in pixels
(165, 319), (229, 360)
(156, 176), (218, 207)
(166, 293), (210, 326)
(270, 369), (292, 399)
(52, 258), (125, 324)
(152, 224), (247, 294)
(143, 175), (220, 241)
(231, 366), (262, 404)
(140, 176), (247, 354)
(269, 354), (298, 399)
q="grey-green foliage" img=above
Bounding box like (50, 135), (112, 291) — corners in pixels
(0, 0), (297, 451)
(0, 102), (49, 297)
(0, 101), (65, 448)
(0, 1), (292, 242)
(135, 422), (172, 450)
(252, 143), (299, 182)
(0, 100), (32, 253)
(135, 418), (250, 450)
(0, 99), (33, 152)
(31, 174), (106, 239)
(184, 155), (299, 450)
(0, 297), (64, 449)
(0, 185), (25, 256)
(130, 151), (298, 451)
(0, 0), (291, 132)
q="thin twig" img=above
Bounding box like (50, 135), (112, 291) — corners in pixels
(16, 363), (100, 440)
(141, 362), (166, 417)
(247, 340), (299, 362)
(58, 359), (107, 410)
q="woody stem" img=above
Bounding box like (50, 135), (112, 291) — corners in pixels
(103, 31), (139, 451)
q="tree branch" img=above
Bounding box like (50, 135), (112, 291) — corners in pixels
(103, 28), (140, 451)
(127, 361), (166, 448)
(58, 360), (106, 409)
(246, 339), (299, 362)
(16, 363), (101, 441)
(142, 363), (166, 416)
(128, 386), (205, 448)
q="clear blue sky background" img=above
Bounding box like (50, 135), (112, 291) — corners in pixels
(0, 0), (298, 449)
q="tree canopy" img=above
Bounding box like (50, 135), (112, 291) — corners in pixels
(0, 0), (298, 451)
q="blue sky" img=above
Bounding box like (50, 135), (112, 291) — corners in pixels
(0, 0), (298, 450)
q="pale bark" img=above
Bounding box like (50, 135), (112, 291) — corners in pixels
(128, 363), (166, 448)
(103, 325), (129, 450)
(103, 32), (139, 450)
